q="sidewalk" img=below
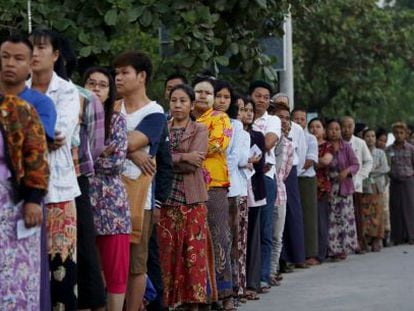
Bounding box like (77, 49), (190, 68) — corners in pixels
(239, 245), (414, 311)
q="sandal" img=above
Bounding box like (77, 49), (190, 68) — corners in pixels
(222, 298), (237, 311)
(258, 285), (271, 294)
(269, 274), (281, 286)
(275, 273), (283, 281)
(245, 290), (260, 300)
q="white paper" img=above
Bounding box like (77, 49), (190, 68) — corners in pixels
(243, 167), (256, 180)
(249, 144), (262, 158)
(17, 219), (40, 240)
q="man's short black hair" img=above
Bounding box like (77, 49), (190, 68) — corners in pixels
(248, 80), (273, 95)
(291, 107), (307, 115)
(165, 73), (188, 87)
(113, 50), (153, 86)
(273, 102), (290, 114)
(1, 34), (33, 54)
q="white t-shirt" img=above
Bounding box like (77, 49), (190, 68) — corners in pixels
(253, 112), (282, 179)
(288, 122), (307, 173)
(299, 131), (319, 177)
(121, 101), (164, 210)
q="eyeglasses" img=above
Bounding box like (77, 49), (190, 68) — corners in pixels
(85, 79), (109, 89)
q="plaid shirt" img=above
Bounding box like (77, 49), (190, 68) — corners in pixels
(275, 136), (294, 207)
(76, 87), (105, 176)
(386, 141), (414, 180)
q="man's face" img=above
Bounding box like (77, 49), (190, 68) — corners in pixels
(251, 87), (270, 117)
(341, 118), (355, 141)
(393, 128), (407, 144)
(292, 110), (307, 130)
(0, 41), (32, 85)
(115, 65), (143, 97)
(276, 109), (291, 135)
(164, 77), (184, 101)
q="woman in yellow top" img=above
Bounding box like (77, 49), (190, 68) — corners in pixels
(192, 75), (234, 310)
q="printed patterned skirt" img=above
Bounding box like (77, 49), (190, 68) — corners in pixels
(237, 197), (248, 296)
(360, 193), (384, 240)
(46, 201), (77, 310)
(158, 203), (212, 307)
(328, 182), (358, 257)
(206, 188), (233, 299)
(0, 183), (41, 310)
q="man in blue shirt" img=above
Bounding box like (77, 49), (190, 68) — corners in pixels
(0, 35), (56, 141)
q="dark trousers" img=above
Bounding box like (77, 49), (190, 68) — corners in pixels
(76, 176), (106, 309)
(146, 224), (166, 311)
(317, 194), (330, 262)
(354, 193), (366, 250)
(246, 205), (262, 291)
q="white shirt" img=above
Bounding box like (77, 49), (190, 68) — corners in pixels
(227, 119), (250, 197)
(252, 112), (281, 179)
(247, 179), (267, 207)
(288, 122), (307, 173)
(348, 135), (373, 193)
(28, 72), (81, 203)
(121, 101), (164, 210)
(299, 132), (319, 177)
(238, 127), (251, 197)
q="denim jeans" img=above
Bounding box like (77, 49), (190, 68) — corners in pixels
(260, 176), (277, 284)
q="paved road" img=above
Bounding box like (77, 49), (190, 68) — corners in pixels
(239, 245), (414, 311)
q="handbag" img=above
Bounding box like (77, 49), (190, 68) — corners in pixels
(122, 168), (153, 244)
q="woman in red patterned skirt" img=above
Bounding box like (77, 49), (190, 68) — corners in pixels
(158, 84), (212, 310)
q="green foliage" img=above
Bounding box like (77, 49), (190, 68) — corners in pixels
(0, 0), (315, 98)
(293, 0), (414, 127)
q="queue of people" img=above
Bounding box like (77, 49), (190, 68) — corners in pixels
(0, 28), (414, 311)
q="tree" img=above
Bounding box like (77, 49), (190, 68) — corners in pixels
(293, 0), (414, 127)
(0, 0), (314, 97)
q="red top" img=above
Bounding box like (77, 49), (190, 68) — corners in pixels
(316, 141), (333, 198)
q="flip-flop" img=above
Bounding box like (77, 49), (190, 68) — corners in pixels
(222, 298), (237, 311)
(258, 286), (271, 294)
(245, 291), (260, 300)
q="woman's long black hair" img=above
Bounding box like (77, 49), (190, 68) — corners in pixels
(82, 67), (116, 140)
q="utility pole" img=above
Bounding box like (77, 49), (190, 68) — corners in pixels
(279, 12), (294, 110)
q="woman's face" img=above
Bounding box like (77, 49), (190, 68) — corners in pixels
(84, 72), (110, 103)
(309, 120), (325, 140)
(30, 37), (59, 73)
(214, 87), (231, 112)
(169, 88), (192, 121)
(363, 130), (376, 148)
(237, 98), (245, 122)
(327, 121), (342, 141)
(194, 81), (214, 114)
(243, 102), (255, 126)
(376, 134), (387, 150)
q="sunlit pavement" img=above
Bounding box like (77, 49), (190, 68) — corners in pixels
(239, 245), (414, 311)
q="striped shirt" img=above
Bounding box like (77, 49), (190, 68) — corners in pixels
(275, 136), (294, 207)
(76, 86), (105, 176)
